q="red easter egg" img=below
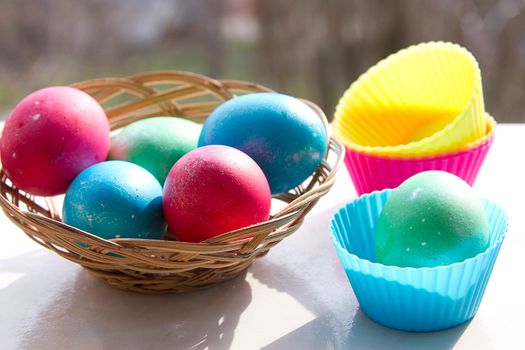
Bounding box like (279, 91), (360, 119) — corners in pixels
(163, 145), (271, 243)
(0, 86), (110, 196)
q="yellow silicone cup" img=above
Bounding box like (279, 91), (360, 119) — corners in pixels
(333, 42), (485, 158)
(463, 113), (495, 150)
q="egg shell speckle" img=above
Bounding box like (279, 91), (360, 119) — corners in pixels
(163, 145), (271, 243)
(375, 171), (489, 268)
(198, 93), (327, 195)
(109, 117), (201, 184)
(0, 86), (110, 196)
(63, 161), (165, 240)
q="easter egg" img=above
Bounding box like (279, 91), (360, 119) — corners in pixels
(63, 161), (165, 240)
(375, 171), (489, 268)
(163, 145), (271, 243)
(109, 117), (201, 184)
(198, 93), (327, 195)
(0, 86), (110, 196)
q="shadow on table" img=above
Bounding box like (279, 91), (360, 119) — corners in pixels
(262, 310), (470, 350)
(0, 250), (251, 350)
(251, 203), (471, 350)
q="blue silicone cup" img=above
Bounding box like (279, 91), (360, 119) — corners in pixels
(329, 189), (508, 332)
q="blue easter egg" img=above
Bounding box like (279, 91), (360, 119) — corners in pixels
(63, 160), (165, 240)
(198, 93), (327, 195)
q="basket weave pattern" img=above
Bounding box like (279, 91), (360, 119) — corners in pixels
(0, 71), (344, 294)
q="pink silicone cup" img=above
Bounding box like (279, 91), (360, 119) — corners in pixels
(344, 130), (495, 195)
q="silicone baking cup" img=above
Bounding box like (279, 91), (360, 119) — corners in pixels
(330, 190), (508, 332)
(344, 114), (495, 195)
(333, 42), (485, 158)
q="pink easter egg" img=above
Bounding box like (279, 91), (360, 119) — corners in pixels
(0, 86), (110, 196)
(163, 145), (271, 243)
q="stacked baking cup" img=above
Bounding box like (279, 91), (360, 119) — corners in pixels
(333, 42), (495, 195)
(330, 42), (506, 332)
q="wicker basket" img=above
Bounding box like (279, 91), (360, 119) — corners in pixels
(0, 71), (344, 294)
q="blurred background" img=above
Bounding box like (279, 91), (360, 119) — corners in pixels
(0, 0), (524, 121)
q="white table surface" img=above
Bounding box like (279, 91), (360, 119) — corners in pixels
(1, 124), (524, 350)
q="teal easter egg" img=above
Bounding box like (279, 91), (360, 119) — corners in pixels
(62, 161), (165, 240)
(198, 93), (327, 195)
(375, 171), (489, 267)
(109, 117), (201, 184)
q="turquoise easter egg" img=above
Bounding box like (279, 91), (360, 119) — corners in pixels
(198, 93), (327, 195)
(375, 171), (489, 268)
(62, 160), (165, 240)
(109, 117), (201, 184)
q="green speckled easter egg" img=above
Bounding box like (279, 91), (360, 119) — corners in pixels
(375, 171), (489, 268)
(109, 117), (201, 184)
